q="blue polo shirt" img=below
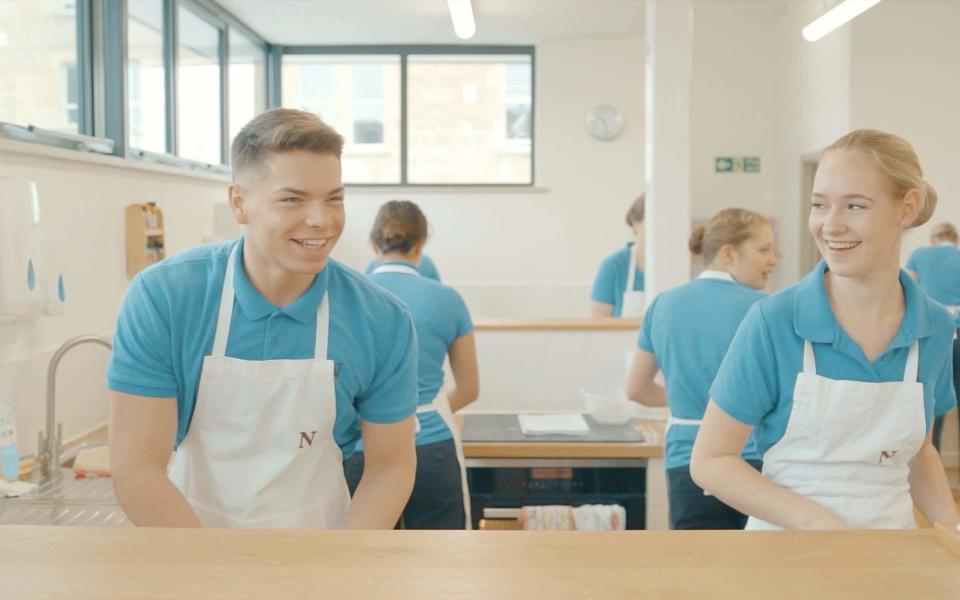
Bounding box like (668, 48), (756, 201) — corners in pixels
(107, 238), (419, 457)
(638, 272), (765, 469)
(358, 260), (473, 449)
(591, 242), (644, 317)
(907, 243), (960, 325)
(365, 255), (441, 282)
(710, 261), (956, 457)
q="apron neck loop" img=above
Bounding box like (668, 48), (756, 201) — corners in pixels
(804, 339), (920, 382)
(315, 293), (330, 359)
(903, 341), (920, 383)
(372, 263), (421, 277)
(625, 243), (637, 292)
(211, 245), (239, 358)
(802, 340), (816, 374)
(212, 243), (331, 360)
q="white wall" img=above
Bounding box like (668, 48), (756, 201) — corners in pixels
(766, 0), (855, 286)
(688, 0), (790, 289)
(850, 0), (960, 260)
(0, 142), (223, 457)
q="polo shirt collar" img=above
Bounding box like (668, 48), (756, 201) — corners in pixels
(794, 260), (935, 348)
(232, 237), (329, 324)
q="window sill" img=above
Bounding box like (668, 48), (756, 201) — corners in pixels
(0, 138), (231, 184)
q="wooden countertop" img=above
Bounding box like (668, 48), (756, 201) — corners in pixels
(2, 526), (958, 599)
(462, 418), (664, 459)
(474, 317), (642, 331)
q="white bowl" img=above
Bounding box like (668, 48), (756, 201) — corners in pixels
(580, 387), (636, 425)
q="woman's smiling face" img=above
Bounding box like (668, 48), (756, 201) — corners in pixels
(808, 149), (917, 280)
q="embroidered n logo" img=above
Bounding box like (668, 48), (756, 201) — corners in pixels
(299, 431), (319, 448)
(878, 450), (898, 464)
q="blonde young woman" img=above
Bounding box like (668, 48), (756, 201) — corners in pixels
(626, 208), (778, 529)
(691, 129), (959, 530)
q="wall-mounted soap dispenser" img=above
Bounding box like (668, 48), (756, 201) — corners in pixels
(0, 179), (65, 323)
(0, 179), (45, 318)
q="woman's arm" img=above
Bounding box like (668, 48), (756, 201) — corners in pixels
(690, 401), (847, 530)
(446, 332), (479, 412)
(590, 301), (614, 318)
(909, 429), (960, 526)
(625, 349), (666, 407)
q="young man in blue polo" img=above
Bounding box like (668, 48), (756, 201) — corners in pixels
(108, 108), (418, 528)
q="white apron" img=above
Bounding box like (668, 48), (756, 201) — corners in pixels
(620, 243), (645, 318)
(373, 263), (473, 530)
(746, 339), (927, 530)
(168, 245), (350, 528)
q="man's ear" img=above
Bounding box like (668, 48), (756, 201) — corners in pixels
(228, 183), (249, 225)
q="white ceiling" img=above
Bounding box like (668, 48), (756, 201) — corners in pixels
(218, 0), (646, 46)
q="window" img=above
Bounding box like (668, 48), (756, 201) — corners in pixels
(407, 54), (532, 184)
(282, 55), (401, 184)
(351, 64), (385, 145)
(127, 0), (166, 153)
(177, 4), (222, 164)
(505, 63), (532, 141)
(0, 0), (80, 133)
(228, 28), (266, 149)
(280, 48), (534, 185)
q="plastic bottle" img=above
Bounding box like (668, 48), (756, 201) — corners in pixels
(0, 402), (20, 481)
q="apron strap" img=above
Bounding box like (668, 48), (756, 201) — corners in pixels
(903, 341), (919, 383)
(314, 292), (330, 359)
(625, 243), (637, 293)
(802, 340), (817, 374)
(211, 244), (240, 358)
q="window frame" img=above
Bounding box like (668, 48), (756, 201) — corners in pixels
(0, 0), (113, 154)
(277, 45), (536, 187)
(0, 0), (270, 175)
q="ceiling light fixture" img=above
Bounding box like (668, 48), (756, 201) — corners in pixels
(802, 0), (882, 41)
(446, 0), (476, 40)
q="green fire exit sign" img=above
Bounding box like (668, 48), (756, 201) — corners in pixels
(715, 156), (761, 173)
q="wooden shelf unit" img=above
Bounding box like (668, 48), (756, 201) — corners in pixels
(125, 203), (165, 278)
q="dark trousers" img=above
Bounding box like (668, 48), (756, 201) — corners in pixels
(343, 438), (466, 530)
(667, 460), (762, 530)
(932, 337), (960, 456)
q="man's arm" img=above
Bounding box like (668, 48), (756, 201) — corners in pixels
(343, 416), (417, 529)
(110, 392), (201, 527)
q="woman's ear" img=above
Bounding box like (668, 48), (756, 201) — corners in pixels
(901, 188), (922, 228)
(719, 243), (736, 267)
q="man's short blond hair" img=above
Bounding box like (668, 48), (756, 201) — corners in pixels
(230, 108), (344, 182)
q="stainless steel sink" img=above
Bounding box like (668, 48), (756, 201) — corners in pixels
(0, 335), (129, 526)
(0, 443), (129, 527)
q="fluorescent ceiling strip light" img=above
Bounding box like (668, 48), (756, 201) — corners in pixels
(447, 0), (476, 40)
(803, 0), (882, 41)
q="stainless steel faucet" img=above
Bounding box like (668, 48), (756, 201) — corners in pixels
(37, 335), (112, 477)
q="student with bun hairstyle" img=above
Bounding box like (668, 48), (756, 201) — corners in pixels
(906, 222), (960, 455)
(693, 129), (959, 530)
(345, 200), (479, 529)
(626, 208), (778, 529)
